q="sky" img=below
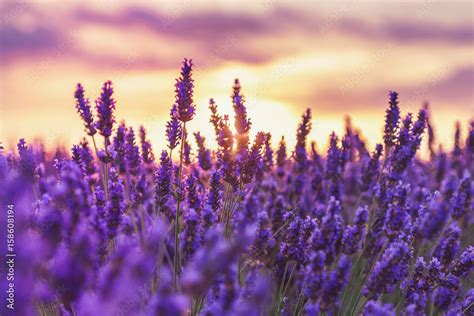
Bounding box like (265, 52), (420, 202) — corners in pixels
(0, 0), (473, 156)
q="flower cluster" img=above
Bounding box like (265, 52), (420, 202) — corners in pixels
(1, 59), (472, 316)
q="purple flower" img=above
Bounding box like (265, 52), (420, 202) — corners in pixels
(182, 208), (201, 263)
(461, 288), (474, 315)
(363, 240), (411, 300)
(239, 132), (265, 185)
(281, 216), (304, 263)
(181, 227), (253, 298)
(361, 143), (383, 192)
(451, 245), (473, 277)
(401, 257), (427, 314)
(95, 80), (116, 138)
(106, 167), (124, 239)
(232, 79), (251, 152)
(433, 274), (460, 311)
(364, 300), (395, 316)
(186, 173), (202, 213)
(319, 197), (344, 264)
(166, 104), (182, 151)
(251, 211), (273, 262)
(294, 109), (312, 170)
(276, 136), (287, 177)
(304, 250), (326, 299)
(217, 115), (236, 186)
(183, 137), (192, 166)
(126, 127), (141, 176)
(384, 91), (400, 150)
(319, 255), (351, 311)
(263, 133), (273, 172)
(17, 138), (37, 181)
(342, 206), (368, 254)
(391, 109), (426, 177)
(139, 125), (154, 164)
(433, 222), (461, 267)
(326, 133), (342, 198)
(209, 98), (222, 138)
(194, 132), (212, 171)
(202, 204), (217, 230)
(112, 122), (127, 174)
(451, 174), (472, 219)
(155, 151), (173, 218)
(74, 83), (96, 136)
(175, 58), (195, 122)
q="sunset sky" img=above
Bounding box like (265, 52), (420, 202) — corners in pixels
(1, 0), (473, 156)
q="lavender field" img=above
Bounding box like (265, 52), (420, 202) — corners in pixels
(0, 58), (473, 316)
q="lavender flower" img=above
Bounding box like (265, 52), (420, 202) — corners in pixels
(232, 79), (251, 154)
(209, 98), (221, 138)
(364, 300), (395, 316)
(433, 222), (461, 267)
(451, 245), (473, 277)
(433, 274), (460, 311)
(126, 127), (141, 176)
(74, 83), (96, 136)
(319, 197), (344, 264)
(183, 137), (192, 166)
(182, 208), (201, 263)
(139, 125), (154, 164)
(155, 151), (173, 217)
(451, 174), (472, 219)
(175, 58), (195, 122)
(95, 80), (116, 138)
(106, 168), (124, 239)
(294, 108), (312, 170)
(186, 173), (202, 213)
(361, 143), (383, 192)
(166, 104), (182, 151)
(113, 123), (127, 174)
(17, 138), (36, 181)
(363, 240), (411, 300)
(319, 255), (351, 311)
(194, 132), (212, 171)
(304, 250), (326, 299)
(263, 133), (273, 172)
(384, 91), (400, 150)
(342, 206), (368, 254)
(276, 136), (287, 177)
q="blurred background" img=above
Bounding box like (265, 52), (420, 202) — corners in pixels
(0, 0), (473, 155)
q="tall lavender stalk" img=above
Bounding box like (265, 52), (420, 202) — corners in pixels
(173, 59), (196, 290)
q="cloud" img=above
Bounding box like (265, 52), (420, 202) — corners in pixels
(299, 66), (474, 115)
(337, 17), (473, 43)
(0, 26), (60, 55)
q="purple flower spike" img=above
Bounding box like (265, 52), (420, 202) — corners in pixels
(95, 80), (116, 138)
(363, 240), (411, 300)
(433, 222), (461, 267)
(166, 104), (182, 151)
(139, 125), (154, 164)
(364, 300), (395, 316)
(155, 151), (173, 218)
(342, 206), (368, 254)
(106, 167), (124, 239)
(384, 91), (400, 150)
(451, 245), (473, 277)
(126, 127), (141, 176)
(194, 132), (212, 171)
(175, 58), (195, 122)
(75, 83), (97, 136)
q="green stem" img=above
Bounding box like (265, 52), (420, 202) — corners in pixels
(173, 122), (186, 291)
(103, 136), (110, 200)
(91, 135), (109, 199)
